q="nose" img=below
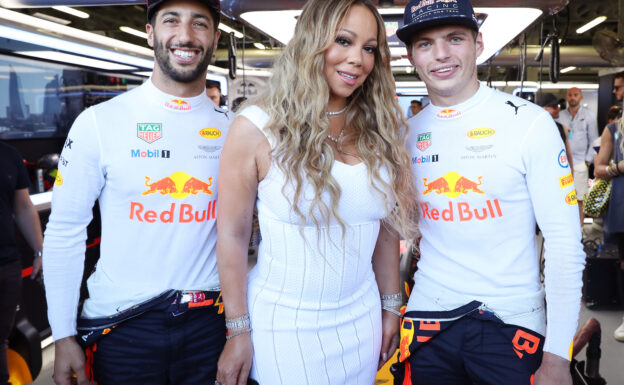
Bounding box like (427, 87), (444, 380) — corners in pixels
(432, 41), (450, 61)
(177, 20), (194, 44)
(347, 46), (363, 67)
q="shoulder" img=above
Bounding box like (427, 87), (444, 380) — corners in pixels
(0, 142), (21, 162)
(88, 84), (143, 115)
(489, 88), (546, 117)
(237, 105), (269, 130)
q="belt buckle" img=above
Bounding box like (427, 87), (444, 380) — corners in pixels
(180, 290), (206, 304)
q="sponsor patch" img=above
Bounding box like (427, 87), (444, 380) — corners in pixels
(559, 173), (574, 189)
(200, 128), (222, 139)
(64, 137), (73, 150)
(465, 145), (493, 153)
(558, 149), (569, 168)
(165, 99), (191, 111)
(436, 109), (461, 119)
(417, 132), (431, 151)
(54, 172), (63, 186)
(198, 145), (222, 153)
(565, 190), (578, 205)
(137, 123), (162, 144)
(131, 149), (170, 159)
(412, 154), (439, 164)
(467, 128), (495, 139)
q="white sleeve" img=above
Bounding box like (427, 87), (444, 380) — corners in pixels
(521, 111), (586, 360)
(42, 108), (105, 341)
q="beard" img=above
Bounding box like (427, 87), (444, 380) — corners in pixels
(153, 34), (214, 83)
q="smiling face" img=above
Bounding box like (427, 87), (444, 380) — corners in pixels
(146, 0), (220, 91)
(407, 25), (483, 106)
(323, 4), (378, 109)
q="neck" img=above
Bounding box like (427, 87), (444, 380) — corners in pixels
(568, 104), (580, 116)
(428, 79), (480, 107)
(151, 66), (206, 98)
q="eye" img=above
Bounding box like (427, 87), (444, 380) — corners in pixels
(418, 41), (431, 48)
(363, 45), (377, 54)
(450, 36), (464, 43)
(335, 36), (351, 47)
(194, 21), (207, 28)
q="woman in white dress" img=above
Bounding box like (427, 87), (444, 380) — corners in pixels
(215, 1), (418, 384)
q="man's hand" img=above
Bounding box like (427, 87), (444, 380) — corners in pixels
(53, 337), (90, 385)
(533, 352), (572, 385)
(31, 254), (42, 279)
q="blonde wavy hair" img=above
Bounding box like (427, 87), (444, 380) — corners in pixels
(255, 0), (418, 239)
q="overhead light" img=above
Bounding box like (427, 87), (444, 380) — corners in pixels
(218, 23), (243, 39)
(253, 42), (266, 50)
(560, 66), (577, 73)
(240, 7), (542, 65)
(52, 6), (89, 19)
(120, 26), (148, 40)
(132, 71), (229, 94)
(0, 25), (154, 69)
(576, 16), (606, 34)
(15, 50), (137, 71)
(33, 12), (71, 25)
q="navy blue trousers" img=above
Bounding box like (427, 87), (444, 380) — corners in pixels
(91, 298), (226, 385)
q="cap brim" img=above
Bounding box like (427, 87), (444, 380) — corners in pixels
(397, 17), (478, 45)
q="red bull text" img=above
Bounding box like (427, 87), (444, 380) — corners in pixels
(129, 201), (216, 223)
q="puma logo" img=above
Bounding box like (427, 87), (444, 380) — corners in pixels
(506, 101), (526, 115)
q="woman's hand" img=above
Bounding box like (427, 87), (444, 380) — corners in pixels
(378, 309), (400, 369)
(216, 333), (254, 385)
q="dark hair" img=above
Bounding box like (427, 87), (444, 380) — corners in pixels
(206, 80), (221, 91)
(411, 100), (422, 106)
(607, 105), (623, 122)
(614, 71), (624, 81)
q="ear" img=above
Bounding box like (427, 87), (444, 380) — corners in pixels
(406, 43), (416, 67)
(213, 29), (221, 52)
(146, 23), (155, 48)
(475, 32), (484, 58)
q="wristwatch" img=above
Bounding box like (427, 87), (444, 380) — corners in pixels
(34, 251), (42, 258)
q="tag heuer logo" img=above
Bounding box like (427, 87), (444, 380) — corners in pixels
(417, 132), (431, 151)
(137, 123), (162, 144)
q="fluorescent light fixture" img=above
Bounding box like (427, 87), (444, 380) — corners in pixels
(395, 81), (427, 88)
(16, 50), (137, 71)
(253, 42), (266, 50)
(241, 7), (542, 66)
(560, 66), (577, 73)
(540, 83), (598, 90)
(576, 16), (606, 34)
(133, 70), (229, 94)
(120, 26), (148, 40)
(0, 8), (153, 58)
(33, 12), (71, 25)
(218, 23), (243, 38)
(52, 6), (89, 19)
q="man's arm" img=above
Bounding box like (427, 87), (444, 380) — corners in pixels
(585, 112), (599, 163)
(521, 112), (585, 383)
(13, 188), (43, 277)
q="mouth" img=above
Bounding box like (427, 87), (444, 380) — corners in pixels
(171, 48), (200, 64)
(431, 65), (459, 77)
(338, 70), (359, 85)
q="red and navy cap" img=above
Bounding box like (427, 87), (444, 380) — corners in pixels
(146, 0), (221, 23)
(396, 0), (479, 44)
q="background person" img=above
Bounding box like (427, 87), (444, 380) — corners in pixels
(393, 0), (585, 384)
(42, 0), (231, 384)
(557, 87), (599, 224)
(594, 79), (624, 343)
(408, 99), (422, 118)
(206, 79), (223, 107)
(215, 1), (418, 384)
(0, 142), (43, 385)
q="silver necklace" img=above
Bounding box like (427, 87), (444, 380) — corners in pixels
(327, 129), (344, 143)
(326, 106), (347, 116)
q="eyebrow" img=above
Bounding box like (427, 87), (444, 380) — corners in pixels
(339, 28), (378, 43)
(159, 10), (212, 23)
(414, 29), (468, 41)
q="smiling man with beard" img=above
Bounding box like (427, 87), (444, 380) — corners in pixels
(42, 1), (232, 384)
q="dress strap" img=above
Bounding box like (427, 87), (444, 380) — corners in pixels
(239, 105), (271, 140)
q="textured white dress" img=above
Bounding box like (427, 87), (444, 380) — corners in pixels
(239, 106), (390, 385)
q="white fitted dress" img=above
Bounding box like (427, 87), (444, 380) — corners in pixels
(239, 106), (390, 385)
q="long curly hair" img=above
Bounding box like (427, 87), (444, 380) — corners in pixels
(256, 0), (418, 239)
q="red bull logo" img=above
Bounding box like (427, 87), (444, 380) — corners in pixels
(142, 172), (213, 197)
(199, 128), (222, 139)
(132, 172), (216, 223)
(165, 99), (191, 111)
(399, 319), (415, 362)
(436, 109), (461, 119)
(422, 171), (484, 197)
(467, 128), (495, 139)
